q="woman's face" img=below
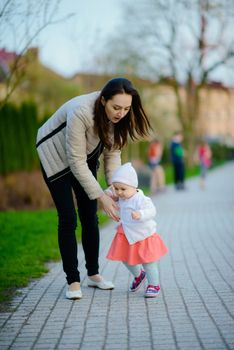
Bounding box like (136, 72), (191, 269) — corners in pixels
(102, 93), (132, 123)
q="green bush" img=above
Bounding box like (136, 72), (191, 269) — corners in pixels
(210, 143), (234, 163)
(0, 102), (39, 175)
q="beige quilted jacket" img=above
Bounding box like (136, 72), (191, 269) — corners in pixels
(36, 91), (121, 199)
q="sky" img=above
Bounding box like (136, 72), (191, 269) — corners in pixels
(1, 0), (125, 78)
(1, 0), (233, 86)
(33, 0), (124, 78)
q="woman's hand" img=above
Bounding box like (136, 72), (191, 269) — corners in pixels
(98, 193), (120, 222)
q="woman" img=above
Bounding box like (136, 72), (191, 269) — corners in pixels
(36, 77), (152, 300)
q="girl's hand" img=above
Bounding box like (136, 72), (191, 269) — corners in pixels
(98, 193), (120, 222)
(131, 211), (141, 220)
(104, 186), (119, 201)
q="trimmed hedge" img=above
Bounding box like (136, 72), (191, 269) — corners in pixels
(0, 102), (38, 174)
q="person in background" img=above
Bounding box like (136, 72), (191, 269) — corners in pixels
(106, 163), (168, 298)
(170, 131), (185, 190)
(148, 138), (166, 194)
(197, 140), (212, 189)
(36, 78), (152, 300)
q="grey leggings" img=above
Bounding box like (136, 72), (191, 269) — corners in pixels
(123, 261), (159, 286)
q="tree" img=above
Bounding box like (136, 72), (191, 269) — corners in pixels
(99, 0), (234, 164)
(0, 0), (73, 108)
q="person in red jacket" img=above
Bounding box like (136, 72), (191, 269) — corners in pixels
(148, 138), (165, 194)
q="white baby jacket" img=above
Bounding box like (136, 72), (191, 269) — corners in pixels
(118, 190), (157, 244)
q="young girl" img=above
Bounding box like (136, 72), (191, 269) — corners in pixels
(106, 163), (168, 298)
(198, 141), (212, 189)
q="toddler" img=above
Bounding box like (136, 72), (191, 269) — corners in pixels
(106, 163), (168, 297)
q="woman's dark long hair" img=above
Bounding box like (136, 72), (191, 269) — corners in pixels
(94, 77), (152, 150)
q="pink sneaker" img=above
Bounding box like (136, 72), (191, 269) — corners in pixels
(145, 284), (160, 298)
(129, 269), (146, 292)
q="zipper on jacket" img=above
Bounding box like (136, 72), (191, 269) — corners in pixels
(87, 142), (104, 161)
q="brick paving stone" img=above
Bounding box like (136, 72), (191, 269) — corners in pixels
(0, 162), (234, 350)
(105, 345), (128, 350)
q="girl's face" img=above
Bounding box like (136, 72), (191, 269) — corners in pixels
(112, 182), (137, 199)
(101, 93), (132, 123)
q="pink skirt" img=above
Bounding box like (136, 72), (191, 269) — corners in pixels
(107, 225), (168, 265)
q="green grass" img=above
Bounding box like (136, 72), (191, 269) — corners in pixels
(164, 163), (201, 184)
(0, 209), (108, 309)
(164, 161), (225, 185)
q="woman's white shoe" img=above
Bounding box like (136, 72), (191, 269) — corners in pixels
(87, 277), (114, 290)
(65, 288), (82, 300)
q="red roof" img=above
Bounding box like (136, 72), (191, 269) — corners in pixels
(0, 48), (17, 64)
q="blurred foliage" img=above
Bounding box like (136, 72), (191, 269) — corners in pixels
(0, 171), (54, 210)
(0, 101), (38, 174)
(210, 143), (234, 163)
(14, 58), (81, 117)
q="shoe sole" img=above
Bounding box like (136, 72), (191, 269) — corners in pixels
(87, 285), (114, 290)
(66, 296), (82, 300)
(66, 291), (82, 300)
(144, 292), (160, 298)
(129, 275), (146, 292)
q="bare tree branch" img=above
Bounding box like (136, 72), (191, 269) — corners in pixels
(201, 43), (234, 84)
(0, 0), (74, 107)
(95, 0), (234, 163)
(0, 0), (12, 18)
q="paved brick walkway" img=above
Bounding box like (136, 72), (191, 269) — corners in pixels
(0, 162), (234, 350)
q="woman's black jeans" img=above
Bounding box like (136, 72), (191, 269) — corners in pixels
(42, 162), (100, 285)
